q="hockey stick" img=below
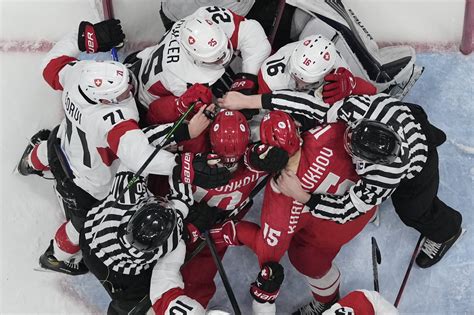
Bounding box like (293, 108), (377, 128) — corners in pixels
(394, 234), (423, 307)
(102, 0), (119, 61)
(204, 230), (242, 315)
(371, 237), (381, 292)
(268, 0), (287, 46)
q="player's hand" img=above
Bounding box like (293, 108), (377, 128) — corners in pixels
(187, 104), (216, 138)
(185, 203), (220, 243)
(323, 67), (356, 104)
(246, 143), (289, 174)
(275, 169), (310, 203)
(173, 153), (231, 188)
(250, 262), (284, 304)
(177, 84), (213, 115)
(78, 19), (125, 53)
(218, 91), (261, 111)
(209, 221), (240, 246)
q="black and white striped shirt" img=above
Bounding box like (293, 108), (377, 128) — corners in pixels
(82, 123), (193, 275)
(262, 91), (429, 223)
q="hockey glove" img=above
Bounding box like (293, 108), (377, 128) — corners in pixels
(250, 262), (285, 304)
(177, 84), (213, 115)
(78, 19), (125, 53)
(231, 73), (260, 120)
(184, 203), (220, 243)
(323, 67), (377, 104)
(209, 221), (240, 246)
(246, 143), (289, 174)
(173, 152), (231, 189)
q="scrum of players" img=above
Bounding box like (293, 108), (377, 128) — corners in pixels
(18, 0), (464, 314)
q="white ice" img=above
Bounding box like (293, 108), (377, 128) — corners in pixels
(1, 6), (473, 315)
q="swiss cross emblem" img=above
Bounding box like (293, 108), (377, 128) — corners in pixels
(208, 38), (217, 47)
(323, 51), (331, 61)
(303, 39), (311, 46)
(205, 19), (213, 25)
(188, 36), (196, 45)
(303, 57), (312, 66)
(94, 79), (102, 87)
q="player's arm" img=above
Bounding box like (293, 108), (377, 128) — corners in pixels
(42, 20), (124, 90)
(150, 241), (206, 315)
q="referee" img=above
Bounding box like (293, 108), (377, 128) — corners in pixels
(218, 91), (463, 268)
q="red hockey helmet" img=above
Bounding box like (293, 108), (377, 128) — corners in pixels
(210, 110), (250, 163)
(260, 111), (300, 156)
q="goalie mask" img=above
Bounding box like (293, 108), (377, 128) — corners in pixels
(78, 60), (132, 104)
(288, 35), (336, 91)
(210, 110), (250, 165)
(344, 119), (402, 165)
(180, 17), (234, 69)
(124, 197), (177, 252)
(260, 111), (300, 156)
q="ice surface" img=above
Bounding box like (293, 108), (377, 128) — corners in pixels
(0, 32), (472, 315)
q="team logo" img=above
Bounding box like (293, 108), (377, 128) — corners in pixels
(94, 79), (102, 87)
(188, 36), (196, 45)
(208, 38), (217, 47)
(303, 39), (311, 46)
(323, 51), (331, 61)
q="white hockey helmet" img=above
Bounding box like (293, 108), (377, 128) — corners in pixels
(78, 60), (131, 104)
(180, 17), (233, 69)
(288, 35), (337, 89)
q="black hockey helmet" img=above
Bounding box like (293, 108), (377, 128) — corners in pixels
(124, 197), (177, 252)
(344, 119), (402, 165)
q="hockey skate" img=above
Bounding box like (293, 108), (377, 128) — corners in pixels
(416, 228), (465, 268)
(17, 129), (51, 176)
(292, 295), (339, 315)
(38, 240), (88, 275)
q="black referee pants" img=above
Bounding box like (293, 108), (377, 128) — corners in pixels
(391, 104), (462, 243)
(80, 233), (153, 315)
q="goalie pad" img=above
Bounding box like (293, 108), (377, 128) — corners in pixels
(288, 0), (423, 99)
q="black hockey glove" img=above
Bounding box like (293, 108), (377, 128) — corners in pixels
(231, 72), (260, 120)
(246, 143), (289, 174)
(250, 262), (284, 304)
(184, 202), (220, 243)
(78, 19), (125, 53)
(173, 152), (231, 189)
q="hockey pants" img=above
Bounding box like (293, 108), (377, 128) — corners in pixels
(288, 207), (376, 303)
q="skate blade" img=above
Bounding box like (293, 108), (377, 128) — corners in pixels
(33, 267), (57, 273)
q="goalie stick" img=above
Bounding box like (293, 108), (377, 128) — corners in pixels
(102, 0), (119, 61)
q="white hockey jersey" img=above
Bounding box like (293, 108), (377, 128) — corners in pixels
(258, 39), (348, 94)
(42, 32), (177, 199)
(161, 0), (255, 21)
(136, 6), (271, 107)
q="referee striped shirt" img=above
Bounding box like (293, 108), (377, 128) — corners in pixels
(82, 124), (193, 275)
(262, 91), (429, 223)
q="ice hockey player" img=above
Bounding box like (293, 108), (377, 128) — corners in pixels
(176, 110), (289, 308)
(323, 290), (398, 315)
(258, 35), (375, 99)
(211, 111), (377, 314)
(248, 91), (464, 269)
(18, 19), (230, 274)
(128, 6), (271, 124)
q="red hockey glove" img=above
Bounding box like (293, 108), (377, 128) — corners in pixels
(323, 67), (377, 104)
(250, 262), (285, 304)
(245, 143), (289, 174)
(209, 221), (240, 246)
(231, 73), (260, 120)
(78, 19), (125, 53)
(173, 153), (230, 188)
(177, 84), (213, 115)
